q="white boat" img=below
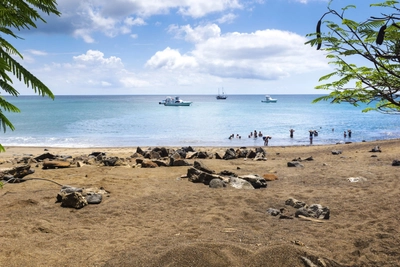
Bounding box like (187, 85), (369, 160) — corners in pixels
(261, 95), (277, 103)
(216, 88), (227, 100)
(162, 96), (192, 106)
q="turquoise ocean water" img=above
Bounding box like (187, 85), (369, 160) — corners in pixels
(1, 94), (399, 148)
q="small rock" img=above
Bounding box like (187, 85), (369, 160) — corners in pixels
(369, 146), (381, 153)
(267, 208), (280, 216)
(209, 179), (226, 189)
(392, 160), (400, 166)
(85, 194), (102, 204)
(287, 161), (304, 167)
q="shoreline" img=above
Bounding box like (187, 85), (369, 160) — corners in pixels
(1, 138), (396, 155)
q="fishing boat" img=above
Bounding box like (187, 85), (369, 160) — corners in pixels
(216, 88), (227, 100)
(261, 95), (277, 103)
(161, 96), (192, 106)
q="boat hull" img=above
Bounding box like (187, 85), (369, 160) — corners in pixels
(261, 100), (277, 103)
(164, 102), (192, 106)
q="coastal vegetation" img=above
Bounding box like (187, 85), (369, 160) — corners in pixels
(0, 0), (60, 152)
(307, 0), (400, 114)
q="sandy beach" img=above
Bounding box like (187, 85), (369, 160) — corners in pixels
(1, 140), (399, 267)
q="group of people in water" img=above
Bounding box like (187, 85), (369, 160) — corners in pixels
(229, 128), (353, 146)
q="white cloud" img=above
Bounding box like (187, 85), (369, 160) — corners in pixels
(216, 13), (237, 24)
(125, 17), (146, 26)
(168, 24), (221, 43)
(73, 50), (124, 68)
(148, 26), (328, 80)
(177, 0), (242, 18)
(54, 0), (245, 42)
(145, 47), (198, 70)
(27, 50), (48, 56)
(73, 29), (95, 43)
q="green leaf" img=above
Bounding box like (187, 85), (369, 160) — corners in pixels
(342, 5), (356, 11)
(319, 71), (337, 81)
(0, 0), (60, 150)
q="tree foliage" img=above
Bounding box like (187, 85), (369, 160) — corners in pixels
(306, 0), (400, 114)
(0, 0), (60, 152)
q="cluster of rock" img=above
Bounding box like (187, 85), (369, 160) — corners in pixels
(267, 197), (330, 221)
(0, 146), (268, 176)
(56, 186), (109, 209)
(286, 156), (313, 168)
(132, 146), (268, 168)
(185, 160), (269, 190)
(0, 164), (34, 183)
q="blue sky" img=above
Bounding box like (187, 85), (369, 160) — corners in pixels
(10, 0), (383, 95)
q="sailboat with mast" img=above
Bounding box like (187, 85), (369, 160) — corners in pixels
(216, 88), (227, 100)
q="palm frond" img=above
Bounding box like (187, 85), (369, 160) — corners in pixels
(0, 48), (54, 98)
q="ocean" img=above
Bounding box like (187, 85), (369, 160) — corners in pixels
(1, 94), (399, 148)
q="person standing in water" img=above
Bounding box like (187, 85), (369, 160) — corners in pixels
(263, 136), (271, 146)
(289, 129), (295, 138)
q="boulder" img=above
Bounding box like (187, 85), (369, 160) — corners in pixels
(370, 146), (381, 153)
(151, 147), (169, 157)
(196, 151), (209, 159)
(187, 167), (219, 185)
(102, 157), (124, 166)
(392, 160), (400, 166)
(56, 186), (83, 202)
(214, 153), (222, 160)
(285, 198), (306, 209)
(152, 160), (168, 167)
(255, 147), (266, 154)
(185, 152), (197, 159)
(175, 149), (187, 159)
(219, 170), (236, 176)
(89, 152), (106, 159)
(140, 160), (158, 168)
(0, 164), (34, 179)
(170, 152), (182, 161)
(263, 173), (278, 181)
(235, 149), (247, 158)
(34, 153), (56, 161)
(246, 150), (256, 159)
(193, 161), (214, 174)
(42, 159), (71, 169)
(254, 152), (267, 161)
(223, 148), (237, 160)
(171, 159), (191, 166)
(238, 174), (267, 188)
(136, 147), (145, 155)
(61, 192), (88, 209)
(295, 204), (330, 220)
(287, 161), (304, 167)
(209, 178), (226, 188)
(229, 177), (254, 189)
(85, 194), (103, 204)
(145, 150), (161, 160)
(181, 146), (195, 153)
(267, 208), (281, 216)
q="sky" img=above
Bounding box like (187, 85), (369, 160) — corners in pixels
(8, 0), (385, 95)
